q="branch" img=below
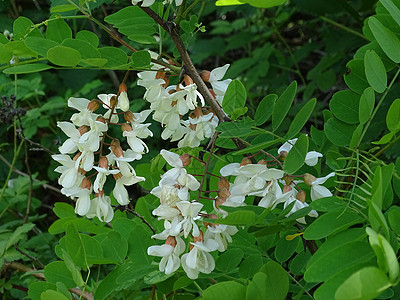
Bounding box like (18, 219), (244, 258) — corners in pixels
(4, 262), (94, 300)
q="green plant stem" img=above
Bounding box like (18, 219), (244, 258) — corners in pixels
(320, 16), (368, 41)
(182, 0), (201, 20)
(174, 0), (187, 24)
(0, 58), (47, 71)
(357, 68), (400, 147)
(0, 140), (23, 203)
(374, 134), (400, 158)
(273, 27), (306, 86)
(193, 281), (203, 294)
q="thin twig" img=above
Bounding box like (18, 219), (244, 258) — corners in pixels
(122, 206), (156, 234)
(14, 244), (44, 269)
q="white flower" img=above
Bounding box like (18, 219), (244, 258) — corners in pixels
(75, 188), (92, 216)
(209, 64), (232, 104)
(52, 154), (79, 189)
(147, 236), (185, 275)
(68, 97), (94, 127)
(97, 94), (119, 123)
(309, 172), (335, 201)
(118, 92), (130, 112)
(113, 172), (145, 205)
(132, 0), (155, 7)
(278, 138), (323, 167)
(284, 195), (318, 224)
(181, 238), (219, 279)
(92, 193), (114, 222)
(204, 224), (238, 252)
(57, 122), (80, 154)
(172, 201), (203, 238)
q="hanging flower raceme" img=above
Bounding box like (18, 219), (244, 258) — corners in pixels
(52, 87), (152, 222)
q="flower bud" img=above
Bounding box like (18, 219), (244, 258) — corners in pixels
(283, 175), (292, 186)
(303, 173), (317, 186)
(78, 125), (89, 136)
(257, 159), (268, 166)
(165, 236), (177, 247)
(119, 83), (127, 93)
(215, 196), (226, 209)
(283, 185), (292, 194)
(201, 70), (211, 82)
(184, 74), (194, 86)
(111, 139), (124, 158)
(240, 157), (251, 166)
(217, 177), (230, 190)
(217, 187), (230, 200)
(296, 190), (306, 203)
(279, 151), (288, 161)
(99, 156), (109, 169)
(110, 95), (118, 108)
(124, 111), (136, 123)
(192, 107), (203, 119)
(121, 123), (133, 132)
(81, 177), (92, 190)
(87, 100), (99, 112)
(96, 116), (106, 124)
(179, 153), (191, 167)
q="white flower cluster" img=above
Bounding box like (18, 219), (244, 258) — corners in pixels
(148, 150), (238, 279)
(52, 90), (152, 222)
(217, 139), (335, 224)
(131, 0), (183, 7)
(137, 64), (232, 148)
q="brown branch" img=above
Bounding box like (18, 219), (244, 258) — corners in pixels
(4, 262), (94, 300)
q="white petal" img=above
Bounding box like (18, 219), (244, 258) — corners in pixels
(305, 151), (323, 166)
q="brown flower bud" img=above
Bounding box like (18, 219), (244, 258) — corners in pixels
(168, 89), (176, 94)
(240, 157), (251, 166)
(184, 74), (194, 86)
(81, 177), (92, 190)
(296, 190), (306, 203)
(217, 177), (230, 190)
(215, 196), (226, 209)
(279, 150), (288, 161)
(283, 185), (292, 194)
(201, 70), (211, 82)
(119, 82), (127, 93)
(110, 139), (124, 157)
(192, 107), (203, 119)
(121, 123), (133, 132)
(87, 100), (99, 112)
(96, 116), (106, 124)
(110, 95), (118, 108)
(165, 236), (177, 247)
(99, 156), (109, 169)
(303, 173), (317, 186)
(78, 125), (89, 136)
(179, 153), (191, 167)
(217, 187), (231, 200)
(124, 111), (136, 123)
(257, 159), (268, 166)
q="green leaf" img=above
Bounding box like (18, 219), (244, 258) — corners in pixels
(254, 94), (277, 126)
(4, 41), (38, 57)
(304, 241), (375, 283)
(286, 98), (316, 138)
(222, 79), (247, 115)
(65, 223), (86, 269)
(324, 118), (356, 147)
(61, 249), (84, 287)
(239, 254), (263, 278)
(3, 64), (52, 74)
(99, 47), (128, 68)
(40, 290), (70, 300)
(329, 90), (360, 124)
(388, 206), (400, 235)
(76, 30), (99, 48)
(216, 210), (255, 225)
(0, 44), (12, 64)
(274, 235), (301, 263)
(349, 124), (363, 149)
(380, 0), (400, 28)
(202, 281), (246, 300)
(246, 272), (268, 300)
(25, 37), (59, 57)
(386, 98), (400, 132)
(344, 59), (369, 94)
(104, 6), (156, 44)
(50, 4), (78, 13)
(130, 50), (151, 68)
(47, 46), (81, 67)
(100, 231), (128, 263)
(377, 232), (399, 282)
(231, 107), (248, 120)
(127, 225), (154, 265)
(46, 18), (72, 43)
(217, 121), (257, 138)
(259, 261), (289, 300)
(372, 131), (394, 145)
(359, 87), (375, 124)
(1, 223), (35, 256)
(283, 134), (308, 174)
(364, 50), (387, 93)
(368, 17), (400, 63)
(216, 0), (288, 8)
(303, 209), (364, 240)
(13, 17), (42, 40)
(44, 261), (76, 289)
(62, 38), (100, 60)
(28, 282), (57, 300)
(310, 197), (346, 212)
(335, 267), (391, 300)
(272, 81), (297, 131)
(216, 248), (244, 272)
